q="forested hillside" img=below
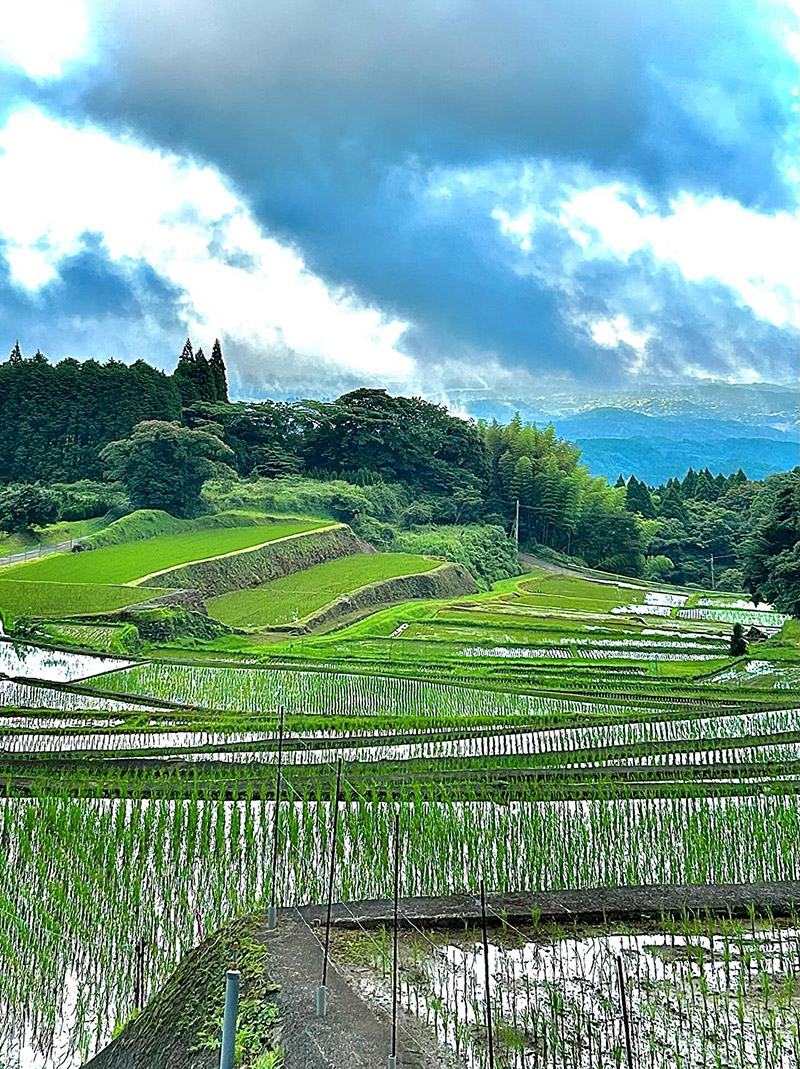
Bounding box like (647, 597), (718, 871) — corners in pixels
(0, 341), (796, 611)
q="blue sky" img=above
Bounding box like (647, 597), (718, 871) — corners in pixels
(0, 0), (797, 400)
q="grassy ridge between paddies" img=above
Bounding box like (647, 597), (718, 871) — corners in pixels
(207, 552), (440, 626)
(4, 520), (329, 586)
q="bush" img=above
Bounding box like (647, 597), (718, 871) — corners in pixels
(391, 524), (520, 589)
(51, 480), (128, 521)
(717, 567), (745, 592)
(729, 623), (748, 656)
(203, 475), (408, 529)
(110, 623), (142, 653)
(644, 555), (674, 582)
(0, 484), (60, 533)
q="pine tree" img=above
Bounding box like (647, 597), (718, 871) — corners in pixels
(8, 340), (23, 364)
(193, 347), (216, 402)
(625, 475), (656, 518)
(693, 469), (717, 502)
(615, 473), (625, 488)
(209, 338), (229, 402)
(659, 485), (688, 523)
(174, 338), (200, 405)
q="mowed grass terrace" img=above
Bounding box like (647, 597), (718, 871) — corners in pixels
(0, 578), (161, 618)
(3, 520), (329, 586)
(207, 551), (439, 626)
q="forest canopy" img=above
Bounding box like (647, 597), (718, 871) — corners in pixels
(0, 341), (796, 607)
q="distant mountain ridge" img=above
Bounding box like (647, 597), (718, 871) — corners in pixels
(457, 382), (799, 484)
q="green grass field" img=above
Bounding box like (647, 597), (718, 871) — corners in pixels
(4, 521), (328, 586)
(207, 552), (438, 626)
(0, 579), (163, 617)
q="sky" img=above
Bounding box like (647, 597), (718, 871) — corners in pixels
(0, 0), (797, 401)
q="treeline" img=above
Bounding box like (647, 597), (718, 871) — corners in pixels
(0, 342), (796, 611)
(618, 467), (792, 593)
(0, 344), (181, 482)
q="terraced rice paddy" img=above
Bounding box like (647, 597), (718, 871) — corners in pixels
(4, 520), (327, 585)
(0, 550), (798, 1067)
(0, 578), (160, 617)
(360, 917), (800, 1068)
(207, 551), (438, 626)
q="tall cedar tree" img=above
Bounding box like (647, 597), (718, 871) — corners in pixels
(210, 339), (229, 401)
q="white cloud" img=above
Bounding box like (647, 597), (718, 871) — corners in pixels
(0, 107), (415, 385)
(0, 0), (91, 80)
(494, 181), (800, 335)
(557, 185), (800, 331)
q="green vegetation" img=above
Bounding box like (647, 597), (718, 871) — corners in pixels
(391, 524), (519, 588)
(84, 507), (298, 549)
(0, 483), (60, 534)
(5, 520), (327, 585)
(0, 342), (798, 1068)
(207, 552), (438, 626)
(101, 419), (235, 516)
(0, 578), (161, 617)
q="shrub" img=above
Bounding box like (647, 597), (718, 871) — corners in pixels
(391, 524), (519, 589)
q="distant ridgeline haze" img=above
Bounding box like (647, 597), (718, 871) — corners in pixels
(459, 384), (799, 484)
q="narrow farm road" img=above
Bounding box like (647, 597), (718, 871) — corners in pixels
(0, 537), (84, 570)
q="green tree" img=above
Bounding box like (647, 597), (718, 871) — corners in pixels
(209, 339), (229, 402)
(192, 347), (217, 402)
(644, 554), (674, 582)
(100, 420), (234, 516)
(173, 338), (200, 405)
(0, 484), (60, 533)
(741, 470), (800, 616)
(625, 475), (656, 518)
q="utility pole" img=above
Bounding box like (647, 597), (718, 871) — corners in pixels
(514, 499), (520, 552)
(710, 553), (715, 590)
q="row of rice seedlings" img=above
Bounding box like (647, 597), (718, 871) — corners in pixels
(3, 782), (800, 1059)
(0, 681), (157, 714)
(679, 607), (789, 627)
(91, 663), (648, 720)
(5, 695), (796, 768)
(459, 646), (725, 661)
(93, 660), (791, 725)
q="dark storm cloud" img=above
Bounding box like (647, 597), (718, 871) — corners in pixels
(6, 0), (792, 394)
(84, 0), (794, 204)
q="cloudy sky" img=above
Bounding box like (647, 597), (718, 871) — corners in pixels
(0, 0), (797, 399)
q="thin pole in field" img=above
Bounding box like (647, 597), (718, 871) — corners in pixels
(133, 937), (145, 1010)
(480, 881), (495, 1069)
(616, 953), (634, 1069)
(389, 810), (401, 1069)
(318, 757), (343, 1016)
(268, 705), (285, 931)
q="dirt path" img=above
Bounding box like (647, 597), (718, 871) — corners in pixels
(0, 537), (84, 569)
(261, 910), (445, 1069)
